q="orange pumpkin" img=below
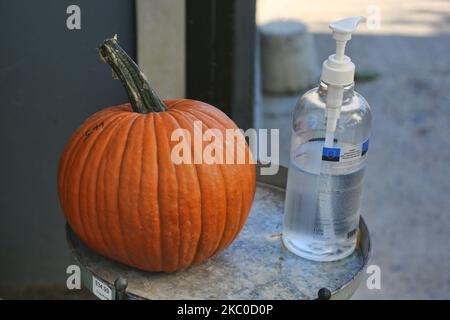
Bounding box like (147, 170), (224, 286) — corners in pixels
(57, 37), (256, 272)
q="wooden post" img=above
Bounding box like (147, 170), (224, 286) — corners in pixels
(186, 0), (256, 130)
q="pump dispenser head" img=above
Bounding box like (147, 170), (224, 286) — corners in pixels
(321, 16), (366, 86)
(321, 16), (366, 148)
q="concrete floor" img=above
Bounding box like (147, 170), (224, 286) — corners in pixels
(258, 0), (450, 299)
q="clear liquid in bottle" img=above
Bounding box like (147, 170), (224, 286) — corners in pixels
(283, 139), (366, 261)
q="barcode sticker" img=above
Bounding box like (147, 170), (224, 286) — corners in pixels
(92, 276), (112, 300)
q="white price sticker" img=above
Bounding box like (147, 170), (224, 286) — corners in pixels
(92, 276), (112, 300)
(339, 144), (363, 163)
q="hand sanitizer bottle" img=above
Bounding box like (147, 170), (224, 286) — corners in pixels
(282, 16), (372, 262)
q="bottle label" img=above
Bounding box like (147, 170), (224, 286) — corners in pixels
(322, 139), (369, 163)
(92, 276), (113, 300)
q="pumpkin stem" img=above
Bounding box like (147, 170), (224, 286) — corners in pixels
(99, 36), (167, 113)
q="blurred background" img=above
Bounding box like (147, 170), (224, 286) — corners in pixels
(1, 0), (449, 299)
(257, 0), (450, 299)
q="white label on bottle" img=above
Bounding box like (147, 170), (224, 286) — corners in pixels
(322, 139), (369, 163)
(92, 276), (112, 300)
(339, 144), (363, 162)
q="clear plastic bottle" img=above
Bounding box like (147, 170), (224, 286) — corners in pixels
(283, 80), (371, 261)
(282, 16), (374, 261)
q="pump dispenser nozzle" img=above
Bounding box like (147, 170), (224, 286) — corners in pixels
(321, 16), (365, 148)
(321, 16), (366, 86)
(330, 16), (366, 61)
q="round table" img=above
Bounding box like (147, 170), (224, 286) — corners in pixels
(66, 165), (371, 300)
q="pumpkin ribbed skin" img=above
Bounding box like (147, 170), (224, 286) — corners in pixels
(58, 99), (256, 272)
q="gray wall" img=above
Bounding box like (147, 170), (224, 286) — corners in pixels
(0, 0), (135, 284)
(136, 0), (186, 99)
